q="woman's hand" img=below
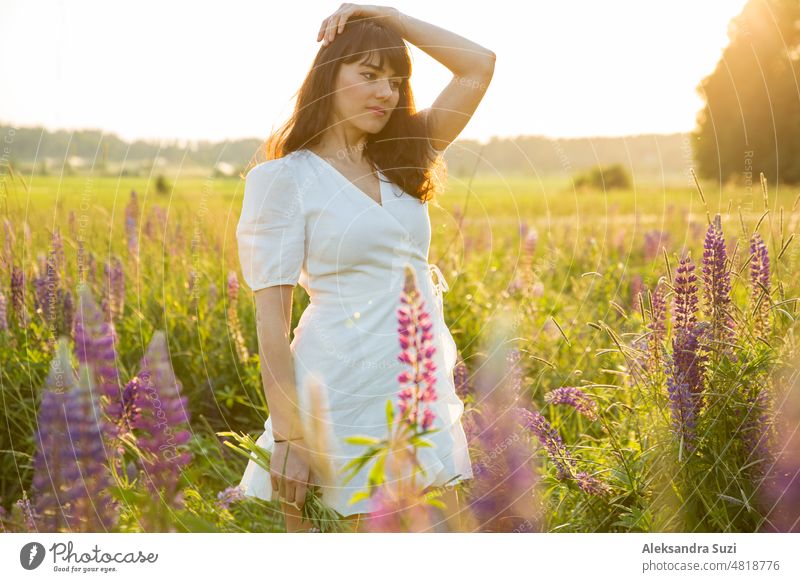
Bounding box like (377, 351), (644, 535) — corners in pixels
(270, 440), (311, 510)
(317, 3), (397, 47)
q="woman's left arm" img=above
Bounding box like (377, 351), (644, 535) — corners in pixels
(318, 4), (496, 151)
(384, 7), (495, 151)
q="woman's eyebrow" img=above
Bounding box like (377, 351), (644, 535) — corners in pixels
(361, 62), (397, 77)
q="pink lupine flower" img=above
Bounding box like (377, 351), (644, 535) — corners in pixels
(395, 266), (438, 433)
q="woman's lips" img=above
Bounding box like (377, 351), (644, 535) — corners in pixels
(367, 107), (386, 116)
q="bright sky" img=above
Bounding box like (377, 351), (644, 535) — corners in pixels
(0, 0), (748, 144)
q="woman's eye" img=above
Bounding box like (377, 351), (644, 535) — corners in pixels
(362, 73), (401, 90)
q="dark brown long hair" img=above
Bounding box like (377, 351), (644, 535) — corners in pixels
(252, 16), (444, 203)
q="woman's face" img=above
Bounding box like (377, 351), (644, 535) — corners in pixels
(332, 58), (401, 135)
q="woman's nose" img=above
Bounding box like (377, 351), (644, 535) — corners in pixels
(376, 80), (393, 98)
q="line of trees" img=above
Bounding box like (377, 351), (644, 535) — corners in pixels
(693, 0), (800, 185)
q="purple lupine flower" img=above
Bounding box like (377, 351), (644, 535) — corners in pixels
(673, 252), (699, 332)
(125, 190), (140, 259)
(514, 406), (577, 479)
(544, 386), (599, 421)
(666, 322), (709, 451)
(702, 214), (735, 350)
(216, 485), (246, 510)
(128, 331), (193, 505)
(31, 339), (118, 532)
(0, 291), (7, 332)
(103, 257), (125, 320)
(10, 265), (26, 324)
(74, 286), (122, 407)
(750, 232), (771, 336)
(111, 375), (144, 436)
(515, 405), (611, 496)
(575, 471), (611, 496)
(16, 490), (37, 532)
(396, 266), (438, 433)
(453, 353), (472, 400)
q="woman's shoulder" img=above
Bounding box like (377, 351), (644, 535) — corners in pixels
(245, 154), (292, 179)
(246, 153), (311, 192)
(242, 155), (309, 216)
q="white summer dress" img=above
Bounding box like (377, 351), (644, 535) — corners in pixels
(235, 148), (474, 517)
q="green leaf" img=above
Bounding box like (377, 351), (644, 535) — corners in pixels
(348, 490), (372, 504)
(409, 436), (434, 448)
(426, 499), (446, 510)
(344, 435), (382, 446)
(385, 399), (395, 426)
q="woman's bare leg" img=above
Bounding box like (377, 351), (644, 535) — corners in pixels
(281, 500), (316, 532)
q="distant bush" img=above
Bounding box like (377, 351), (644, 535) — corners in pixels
(155, 174), (171, 195)
(574, 164), (631, 191)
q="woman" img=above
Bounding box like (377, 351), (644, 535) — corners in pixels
(236, 3), (495, 532)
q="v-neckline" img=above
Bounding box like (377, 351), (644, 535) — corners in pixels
(303, 148), (387, 209)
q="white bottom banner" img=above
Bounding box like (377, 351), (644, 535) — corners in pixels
(1, 533), (798, 580)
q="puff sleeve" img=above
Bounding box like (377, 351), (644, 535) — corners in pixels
(236, 158), (305, 291)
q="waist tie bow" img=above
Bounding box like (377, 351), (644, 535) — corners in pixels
(428, 263), (450, 314)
